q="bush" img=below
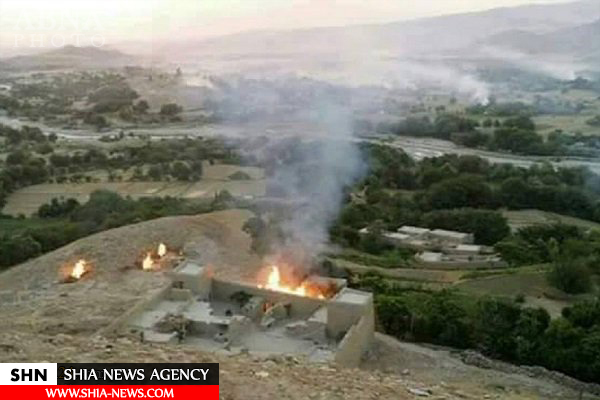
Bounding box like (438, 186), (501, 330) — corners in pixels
(89, 83), (138, 106)
(421, 175), (494, 210)
(0, 234), (42, 268)
(547, 257), (593, 294)
(496, 224), (585, 267)
(160, 103), (183, 116)
(171, 161), (191, 181)
(38, 198), (80, 218)
(586, 115), (600, 127)
(420, 208), (510, 245)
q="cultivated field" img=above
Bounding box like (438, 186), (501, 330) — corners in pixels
(503, 209), (600, 231)
(454, 269), (584, 318)
(332, 257), (464, 284)
(534, 114), (600, 136)
(3, 180), (265, 216)
(3, 164), (266, 216)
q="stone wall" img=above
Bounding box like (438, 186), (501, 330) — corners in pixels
(99, 285), (173, 336)
(334, 312), (374, 368)
(326, 290), (373, 339)
(211, 279), (324, 318)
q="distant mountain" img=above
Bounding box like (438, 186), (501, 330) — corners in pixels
(483, 18), (600, 57)
(164, 0), (600, 60)
(49, 45), (126, 59)
(1, 45), (135, 70)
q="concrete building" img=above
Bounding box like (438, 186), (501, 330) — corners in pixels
(123, 260), (374, 368)
(381, 232), (410, 246)
(429, 229), (474, 245)
(449, 244), (486, 256)
(359, 225), (504, 268)
(416, 251), (443, 263)
(397, 226), (430, 239)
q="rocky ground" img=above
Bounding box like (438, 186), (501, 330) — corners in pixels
(0, 209), (261, 335)
(0, 330), (594, 400)
(0, 209), (597, 399)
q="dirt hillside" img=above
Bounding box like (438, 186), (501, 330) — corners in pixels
(0, 209), (596, 399)
(0, 209), (261, 335)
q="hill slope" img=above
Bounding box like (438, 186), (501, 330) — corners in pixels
(1, 45), (135, 70)
(484, 18), (600, 56)
(0, 210), (596, 399)
(165, 0), (600, 59)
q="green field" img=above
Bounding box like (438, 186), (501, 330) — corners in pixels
(0, 216), (66, 235)
(2, 162), (266, 217)
(2, 179), (266, 216)
(534, 114), (600, 136)
(503, 209), (600, 232)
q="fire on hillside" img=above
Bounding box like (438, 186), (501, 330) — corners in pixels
(61, 259), (91, 283)
(140, 243), (181, 271)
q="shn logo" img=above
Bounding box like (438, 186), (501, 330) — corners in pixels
(11, 368), (47, 382)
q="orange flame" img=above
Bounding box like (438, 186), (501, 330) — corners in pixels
(70, 259), (88, 280)
(158, 243), (167, 258)
(259, 266), (324, 299)
(142, 253), (154, 270)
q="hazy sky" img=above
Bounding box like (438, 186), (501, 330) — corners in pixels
(0, 0), (572, 51)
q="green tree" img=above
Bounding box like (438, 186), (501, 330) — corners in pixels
(421, 209), (510, 245)
(475, 299), (521, 360)
(160, 103), (183, 116)
(171, 161), (191, 181)
(514, 307), (550, 363)
(375, 295), (412, 338)
(547, 256), (593, 294)
(147, 165), (164, 181)
(134, 99), (150, 113)
(422, 175), (494, 210)
(0, 234), (42, 268)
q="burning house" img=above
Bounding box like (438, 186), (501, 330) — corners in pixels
(121, 259), (374, 367)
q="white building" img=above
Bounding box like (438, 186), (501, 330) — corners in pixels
(430, 229), (474, 245)
(398, 226), (431, 239)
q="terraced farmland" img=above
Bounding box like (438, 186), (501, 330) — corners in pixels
(2, 164), (266, 216)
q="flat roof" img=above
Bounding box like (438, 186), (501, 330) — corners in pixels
(335, 288), (371, 305)
(398, 226), (431, 234)
(418, 251), (443, 262)
(383, 232), (410, 240)
(456, 244), (481, 251)
(431, 229), (471, 238)
(176, 261), (204, 276)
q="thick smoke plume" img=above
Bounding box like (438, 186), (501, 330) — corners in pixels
(209, 77), (366, 266)
(198, 55), (490, 266)
(266, 102), (365, 260)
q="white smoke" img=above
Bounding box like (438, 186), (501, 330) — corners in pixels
(480, 46), (586, 81)
(286, 55), (491, 105)
(387, 60), (490, 105)
(208, 76), (366, 264)
(180, 51), (492, 263)
(268, 103), (365, 257)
